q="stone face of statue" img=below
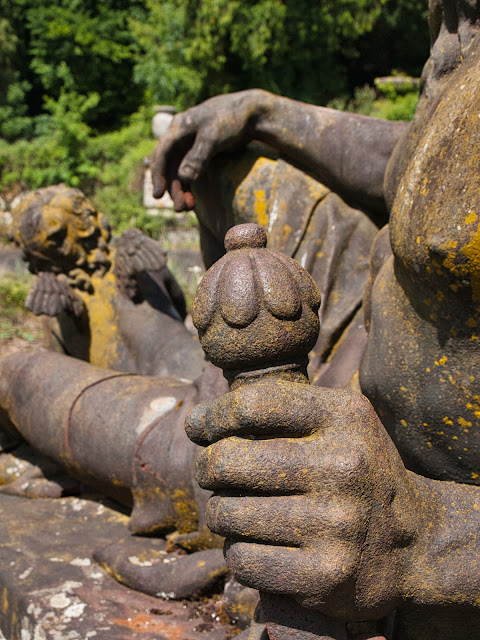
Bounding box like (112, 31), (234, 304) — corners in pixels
(12, 185), (112, 277)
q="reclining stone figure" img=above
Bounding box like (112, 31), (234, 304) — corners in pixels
(11, 184), (205, 379)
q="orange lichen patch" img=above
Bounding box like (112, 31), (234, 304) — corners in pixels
(465, 211), (478, 225)
(78, 268), (120, 369)
(446, 219), (480, 302)
(171, 488), (198, 534)
(253, 189), (269, 228)
(280, 223), (292, 247)
(458, 417), (473, 427)
(461, 228), (480, 302)
(112, 612), (188, 637)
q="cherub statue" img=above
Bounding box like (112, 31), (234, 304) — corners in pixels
(11, 184), (205, 379)
(0, 186), (225, 604)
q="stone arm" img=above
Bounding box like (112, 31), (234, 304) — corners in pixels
(186, 382), (480, 630)
(151, 89), (409, 216)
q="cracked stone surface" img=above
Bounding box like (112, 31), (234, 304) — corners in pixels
(0, 494), (236, 640)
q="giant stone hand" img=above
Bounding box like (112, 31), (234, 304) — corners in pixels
(150, 90), (273, 210)
(188, 381), (420, 621)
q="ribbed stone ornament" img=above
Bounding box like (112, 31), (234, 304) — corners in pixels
(192, 223), (321, 385)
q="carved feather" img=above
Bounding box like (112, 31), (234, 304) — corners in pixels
(25, 272), (84, 317)
(114, 228), (167, 299)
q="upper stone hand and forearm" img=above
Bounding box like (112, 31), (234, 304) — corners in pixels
(151, 89), (408, 214)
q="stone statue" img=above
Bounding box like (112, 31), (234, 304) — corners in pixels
(1, 1), (479, 638)
(148, 1), (480, 638)
(11, 184), (205, 379)
(152, 141), (384, 388)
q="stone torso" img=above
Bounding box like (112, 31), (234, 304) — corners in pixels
(360, 34), (480, 483)
(46, 252), (205, 381)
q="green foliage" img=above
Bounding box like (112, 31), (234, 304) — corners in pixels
(0, 0), (429, 240)
(131, 0), (202, 110)
(0, 274), (31, 316)
(0, 321), (37, 341)
(0, 0), (430, 128)
(0, 106), (151, 195)
(329, 80), (419, 122)
(0, 15), (34, 139)
(374, 91), (418, 120)
(133, 0), (403, 108)
(352, 0), (429, 82)
(0, 0), (146, 135)
(0, 90), (100, 189)
(86, 109), (158, 233)
(0, 272), (41, 342)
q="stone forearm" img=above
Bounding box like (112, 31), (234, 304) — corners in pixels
(252, 89), (409, 214)
(401, 472), (480, 612)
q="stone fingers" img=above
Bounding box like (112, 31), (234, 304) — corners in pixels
(186, 382), (361, 445)
(205, 493), (369, 547)
(178, 122), (225, 182)
(223, 539), (360, 603)
(196, 436), (373, 497)
(151, 111), (198, 206)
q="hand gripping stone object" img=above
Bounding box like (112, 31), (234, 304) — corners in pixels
(189, 223), (348, 640)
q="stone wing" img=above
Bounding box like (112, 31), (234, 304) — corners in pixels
(114, 228), (168, 299)
(25, 271), (84, 317)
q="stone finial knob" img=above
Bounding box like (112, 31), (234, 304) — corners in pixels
(192, 223), (320, 385)
(224, 223), (267, 251)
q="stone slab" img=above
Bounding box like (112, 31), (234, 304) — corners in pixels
(0, 494), (234, 640)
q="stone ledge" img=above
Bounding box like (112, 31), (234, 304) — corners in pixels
(0, 494), (233, 640)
